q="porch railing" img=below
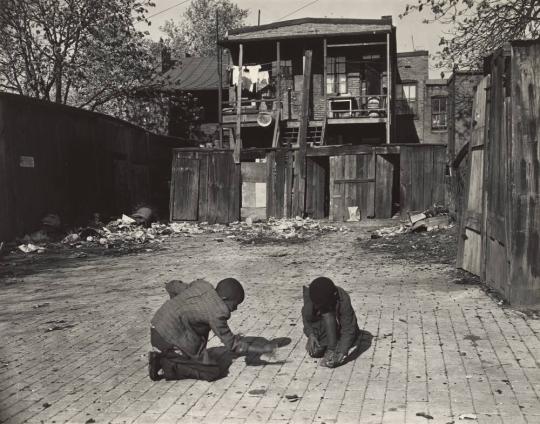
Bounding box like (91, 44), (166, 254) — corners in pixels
(327, 95), (388, 119)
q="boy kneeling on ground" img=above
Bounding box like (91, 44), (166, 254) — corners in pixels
(302, 277), (360, 368)
(149, 278), (275, 381)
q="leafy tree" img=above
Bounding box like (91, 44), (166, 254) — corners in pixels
(401, 0), (540, 69)
(0, 0), (156, 108)
(161, 0), (248, 57)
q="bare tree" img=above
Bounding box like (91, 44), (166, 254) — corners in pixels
(0, 0), (156, 107)
(401, 0), (540, 69)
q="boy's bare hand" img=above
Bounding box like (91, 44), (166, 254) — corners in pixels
(307, 334), (320, 356)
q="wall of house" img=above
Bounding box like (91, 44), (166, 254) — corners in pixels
(395, 51), (429, 142)
(0, 93), (190, 241)
(278, 48), (387, 122)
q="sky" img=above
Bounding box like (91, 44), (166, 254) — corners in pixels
(140, 0), (450, 78)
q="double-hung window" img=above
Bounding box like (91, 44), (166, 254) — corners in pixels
(432, 96), (448, 130)
(326, 56), (347, 94)
(396, 82), (417, 116)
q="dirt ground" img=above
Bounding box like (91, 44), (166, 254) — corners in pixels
(1, 219), (539, 424)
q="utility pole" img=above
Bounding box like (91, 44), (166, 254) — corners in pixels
(216, 9), (223, 147)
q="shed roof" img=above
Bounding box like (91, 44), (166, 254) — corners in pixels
(155, 56), (227, 91)
(223, 17), (393, 43)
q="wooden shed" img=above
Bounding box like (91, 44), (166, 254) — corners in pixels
(458, 40), (540, 307)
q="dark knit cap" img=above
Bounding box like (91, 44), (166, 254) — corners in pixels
(216, 278), (245, 304)
(309, 277), (337, 307)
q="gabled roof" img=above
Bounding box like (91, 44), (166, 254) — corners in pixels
(223, 17), (393, 43)
(155, 56), (227, 92)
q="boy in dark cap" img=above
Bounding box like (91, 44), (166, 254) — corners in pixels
(302, 277), (360, 368)
(149, 278), (274, 381)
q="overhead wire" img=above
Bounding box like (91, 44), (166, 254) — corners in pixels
(147, 0), (191, 19)
(278, 0), (321, 21)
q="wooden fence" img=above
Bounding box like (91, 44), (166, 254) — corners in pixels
(457, 40), (540, 306)
(170, 144), (446, 224)
(0, 93), (191, 241)
(170, 149), (240, 224)
(400, 145), (447, 215)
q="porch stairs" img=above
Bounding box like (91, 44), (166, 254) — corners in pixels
(277, 120), (326, 147)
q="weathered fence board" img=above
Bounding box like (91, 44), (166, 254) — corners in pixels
(400, 145), (447, 215)
(329, 154), (375, 221)
(170, 150), (240, 224)
(509, 41), (540, 304)
(306, 157), (327, 219)
(0, 93), (188, 241)
(170, 157), (200, 221)
(457, 75), (489, 275)
(375, 155), (394, 218)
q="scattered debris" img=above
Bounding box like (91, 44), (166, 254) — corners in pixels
(412, 215), (452, 233)
(5, 216), (347, 261)
(44, 320), (75, 332)
(131, 206), (156, 227)
(347, 206), (360, 222)
(362, 224), (457, 265)
(285, 394), (300, 402)
(416, 412), (434, 419)
(370, 205), (452, 239)
(248, 389), (267, 396)
(121, 214), (136, 225)
(42, 402), (51, 409)
(18, 243), (45, 254)
(371, 225), (408, 239)
(464, 334), (481, 345)
(85, 419), (96, 424)
(458, 413), (477, 420)
(33, 303), (50, 309)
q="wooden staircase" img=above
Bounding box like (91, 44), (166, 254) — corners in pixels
(278, 120), (326, 147)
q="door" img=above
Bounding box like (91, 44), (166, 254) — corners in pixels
(329, 154), (375, 221)
(457, 75), (490, 275)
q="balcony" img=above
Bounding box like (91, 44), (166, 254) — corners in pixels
(327, 94), (388, 124)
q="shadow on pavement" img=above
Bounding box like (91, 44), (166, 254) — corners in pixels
(342, 329), (373, 365)
(241, 336), (292, 366)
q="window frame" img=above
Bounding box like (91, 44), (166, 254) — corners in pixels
(431, 96), (448, 131)
(326, 56), (347, 95)
(396, 81), (418, 117)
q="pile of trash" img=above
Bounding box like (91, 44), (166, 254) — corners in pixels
(228, 217), (347, 245)
(370, 205), (453, 239)
(12, 211), (347, 255)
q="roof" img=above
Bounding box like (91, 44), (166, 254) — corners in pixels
(426, 79), (448, 86)
(397, 50), (429, 57)
(155, 56), (227, 91)
(223, 17), (393, 43)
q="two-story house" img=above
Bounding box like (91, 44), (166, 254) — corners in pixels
(169, 17), (451, 223)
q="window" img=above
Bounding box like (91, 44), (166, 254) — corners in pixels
(326, 56), (347, 94)
(396, 82), (417, 116)
(432, 96), (448, 130)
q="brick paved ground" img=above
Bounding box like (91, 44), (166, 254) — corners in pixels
(1, 222), (540, 424)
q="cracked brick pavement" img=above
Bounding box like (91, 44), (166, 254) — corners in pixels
(1, 223), (540, 423)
